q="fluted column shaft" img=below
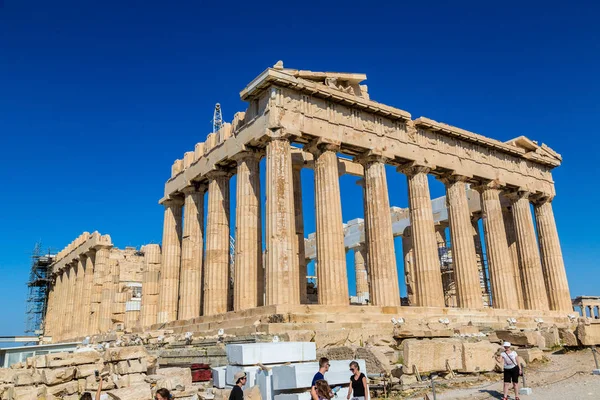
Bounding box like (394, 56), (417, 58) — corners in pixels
(362, 157), (400, 306)
(233, 153), (263, 311)
(157, 198), (184, 323)
(65, 263), (77, 339)
(90, 249), (104, 335)
(443, 177), (483, 309)
(510, 192), (549, 310)
(265, 137), (300, 305)
(502, 206), (525, 309)
(72, 258), (86, 338)
(82, 253), (95, 335)
(204, 171), (230, 316)
(313, 145), (349, 305)
(44, 277), (56, 338)
(403, 166), (444, 307)
(478, 185), (519, 309)
(402, 228), (416, 305)
(354, 245), (369, 302)
(109, 258), (121, 325)
(534, 199), (571, 311)
(54, 272), (65, 340)
(141, 244), (161, 327)
(179, 186), (205, 320)
(293, 166), (307, 304)
(97, 247), (112, 332)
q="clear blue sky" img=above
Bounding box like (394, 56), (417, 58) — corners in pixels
(1, 1), (598, 336)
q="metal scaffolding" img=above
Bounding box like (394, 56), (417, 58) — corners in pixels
(24, 243), (55, 335)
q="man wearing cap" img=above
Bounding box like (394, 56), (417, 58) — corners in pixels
(229, 371), (247, 400)
(495, 342), (522, 400)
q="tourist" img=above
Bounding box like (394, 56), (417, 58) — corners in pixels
(312, 357), (330, 387)
(155, 388), (172, 400)
(346, 361), (368, 400)
(228, 371), (247, 400)
(80, 371), (103, 400)
(311, 379), (333, 400)
(495, 341), (521, 400)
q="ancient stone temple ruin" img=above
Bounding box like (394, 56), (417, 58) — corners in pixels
(44, 62), (576, 342)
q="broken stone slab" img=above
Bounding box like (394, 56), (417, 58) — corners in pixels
(226, 342), (316, 366)
(459, 341), (499, 373)
(114, 372), (147, 388)
(540, 327), (561, 348)
(316, 346), (355, 361)
(154, 367), (193, 390)
(495, 330), (544, 347)
(576, 323), (600, 346)
(0, 369), (15, 384)
(41, 366), (77, 385)
(114, 358), (147, 375)
(272, 360), (366, 390)
(44, 380), (80, 398)
(402, 339), (463, 374)
(356, 346), (391, 374)
(106, 346), (149, 362)
(394, 329), (454, 339)
(76, 362), (106, 378)
(516, 348), (544, 363)
(107, 384), (152, 400)
(46, 350), (103, 367)
(559, 328), (578, 346)
(9, 384), (45, 399)
(12, 370), (42, 386)
(85, 375), (116, 391)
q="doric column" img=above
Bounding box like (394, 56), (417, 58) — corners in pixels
(72, 257), (86, 338)
(441, 175), (482, 309)
(179, 185), (205, 320)
(265, 137), (300, 305)
(502, 205), (525, 309)
(141, 244), (161, 327)
(81, 252), (95, 335)
(233, 151), (263, 311)
(509, 191), (549, 310)
(292, 164), (307, 304)
(53, 271), (64, 340)
(44, 275), (57, 339)
(311, 142), (349, 305)
(354, 245), (369, 303)
(157, 197), (184, 323)
(402, 227), (415, 305)
(360, 155), (400, 306)
(97, 246), (112, 332)
(534, 197), (571, 311)
(64, 263), (77, 339)
(401, 164), (444, 307)
(109, 258), (123, 327)
(477, 183), (519, 309)
(89, 249), (103, 335)
(203, 170), (231, 316)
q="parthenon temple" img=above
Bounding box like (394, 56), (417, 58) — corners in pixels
(44, 62), (575, 342)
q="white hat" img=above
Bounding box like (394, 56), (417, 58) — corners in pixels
(503, 341), (511, 347)
(234, 371), (247, 382)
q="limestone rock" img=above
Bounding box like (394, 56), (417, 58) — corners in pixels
(114, 358), (147, 375)
(317, 346), (355, 361)
(516, 348), (544, 363)
(244, 384), (262, 400)
(107, 384), (152, 400)
(44, 380), (79, 398)
(356, 346), (391, 374)
(12, 370), (42, 386)
(495, 330), (544, 347)
(76, 362), (106, 378)
(41, 366), (76, 385)
(559, 328), (578, 346)
(106, 346), (149, 362)
(155, 367), (192, 390)
(0, 369), (15, 384)
(540, 327), (560, 348)
(575, 323), (600, 346)
(10, 385), (44, 399)
(46, 350), (102, 367)
(402, 339), (462, 373)
(459, 341), (498, 373)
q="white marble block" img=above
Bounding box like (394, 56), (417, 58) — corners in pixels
(272, 360), (366, 390)
(226, 365), (260, 389)
(212, 366), (227, 389)
(227, 342), (317, 365)
(274, 387), (350, 400)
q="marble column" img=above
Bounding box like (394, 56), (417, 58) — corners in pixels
(293, 164), (307, 304)
(82, 252), (95, 335)
(442, 176), (483, 309)
(402, 227), (415, 305)
(477, 183), (519, 309)
(179, 185), (205, 320)
(534, 198), (572, 311)
(203, 171), (231, 316)
(360, 155), (400, 306)
(65, 263), (77, 339)
(53, 272), (64, 340)
(157, 197), (184, 323)
(510, 191), (549, 311)
(502, 206), (525, 309)
(97, 246), (112, 332)
(402, 165), (444, 307)
(312, 143), (349, 305)
(109, 258), (123, 326)
(265, 137), (300, 305)
(72, 257), (86, 338)
(44, 276), (56, 338)
(89, 249), (103, 335)
(141, 244), (161, 328)
(233, 151), (263, 311)
(354, 245), (369, 303)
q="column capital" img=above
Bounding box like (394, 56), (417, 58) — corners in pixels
(504, 189), (531, 202)
(163, 196), (184, 208)
(437, 172), (471, 186)
(305, 138), (341, 156)
(231, 148), (264, 164)
(205, 169), (233, 181)
(472, 179), (506, 193)
(181, 183), (207, 196)
(354, 150), (388, 166)
(397, 161), (434, 176)
(530, 192), (555, 206)
(84, 250), (96, 258)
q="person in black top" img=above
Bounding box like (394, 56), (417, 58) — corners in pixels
(229, 371), (247, 400)
(346, 361), (368, 400)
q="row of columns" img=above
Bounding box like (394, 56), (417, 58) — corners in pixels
(155, 135), (573, 326)
(45, 246), (112, 341)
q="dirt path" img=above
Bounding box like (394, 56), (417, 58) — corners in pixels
(411, 349), (600, 399)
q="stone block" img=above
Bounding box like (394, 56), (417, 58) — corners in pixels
(402, 339), (463, 373)
(227, 342), (316, 366)
(519, 387), (532, 395)
(356, 346), (391, 374)
(540, 327), (560, 348)
(454, 326), (480, 335)
(576, 323), (600, 346)
(76, 362), (105, 378)
(106, 346), (148, 362)
(115, 372), (147, 388)
(10, 385), (44, 399)
(107, 384), (152, 400)
(272, 360), (366, 390)
(317, 346), (355, 361)
(155, 367), (193, 390)
(0, 383), (14, 398)
(42, 366), (77, 385)
(33, 355), (47, 368)
(44, 380), (79, 397)
(495, 330), (543, 347)
(85, 375), (116, 391)
(12, 370), (42, 386)
(516, 348), (544, 363)
(0, 369), (14, 384)
(226, 365), (260, 388)
(459, 341), (498, 373)
(212, 367), (227, 389)
(47, 350), (102, 367)
(115, 358), (147, 375)
(256, 369), (277, 400)
(559, 328), (578, 347)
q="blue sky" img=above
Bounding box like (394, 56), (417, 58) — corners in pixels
(1, 1), (598, 336)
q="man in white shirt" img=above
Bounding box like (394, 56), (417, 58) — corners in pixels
(495, 342), (522, 400)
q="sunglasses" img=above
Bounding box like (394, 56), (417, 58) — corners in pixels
(350, 368), (356, 372)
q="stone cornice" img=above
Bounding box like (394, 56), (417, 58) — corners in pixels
(51, 232), (113, 274)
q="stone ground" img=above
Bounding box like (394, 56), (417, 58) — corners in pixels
(404, 349), (600, 399)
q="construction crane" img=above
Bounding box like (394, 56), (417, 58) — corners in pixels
(213, 103), (223, 134)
